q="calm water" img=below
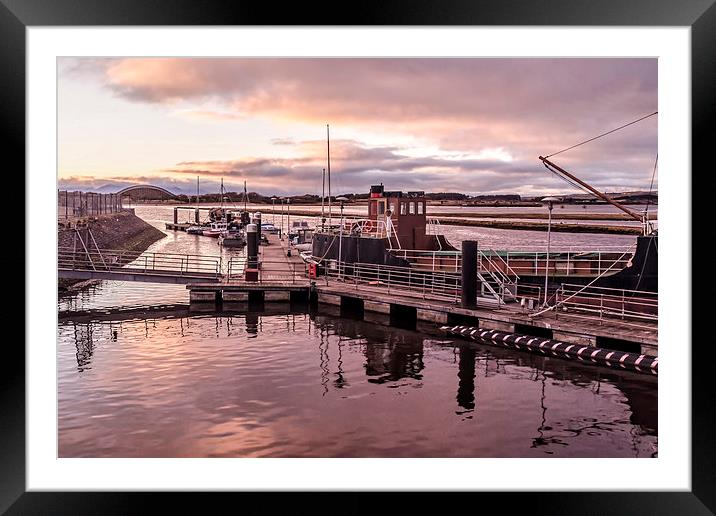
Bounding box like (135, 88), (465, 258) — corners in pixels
(58, 308), (657, 458)
(57, 205), (657, 457)
(134, 204), (641, 253)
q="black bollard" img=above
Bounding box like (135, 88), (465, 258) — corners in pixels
(461, 240), (478, 309)
(247, 223), (258, 269)
(255, 212), (262, 246)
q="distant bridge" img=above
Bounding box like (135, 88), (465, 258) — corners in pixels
(117, 184), (178, 201)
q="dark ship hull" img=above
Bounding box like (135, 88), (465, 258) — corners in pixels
(310, 183), (656, 296)
(311, 233), (456, 268)
(313, 232), (657, 294)
(514, 235), (657, 293)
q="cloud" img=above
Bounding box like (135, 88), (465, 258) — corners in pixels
(77, 58), (656, 128)
(170, 109), (246, 122)
(156, 139), (644, 195)
(59, 57), (658, 195)
(270, 138), (296, 146)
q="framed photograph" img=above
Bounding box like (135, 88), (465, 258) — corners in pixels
(7, 0), (710, 512)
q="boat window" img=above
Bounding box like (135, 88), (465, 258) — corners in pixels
(400, 202), (407, 215)
(418, 202), (424, 215)
(389, 203), (396, 215)
(409, 202), (416, 215)
(378, 202), (385, 215)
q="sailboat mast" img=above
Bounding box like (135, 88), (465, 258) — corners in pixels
(244, 180), (247, 212)
(327, 124), (332, 227)
(321, 168), (326, 228)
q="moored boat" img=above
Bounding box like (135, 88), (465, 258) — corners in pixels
(186, 225), (205, 235)
(308, 184), (656, 294)
(202, 221), (227, 237)
(261, 222), (278, 233)
(218, 229), (246, 247)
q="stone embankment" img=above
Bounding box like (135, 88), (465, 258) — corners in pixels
(58, 210), (166, 292)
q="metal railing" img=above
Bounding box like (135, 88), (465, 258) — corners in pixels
(226, 257), (308, 284)
(426, 217), (443, 235)
(58, 190), (123, 219)
(389, 249), (462, 272)
(513, 283), (543, 308)
(324, 261), (463, 303)
(481, 250), (632, 278)
(389, 247), (630, 279)
(314, 217), (405, 251)
(315, 218), (390, 238)
(478, 248), (520, 280)
(500, 244), (634, 253)
(554, 283), (658, 328)
(58, 247), (222, 277)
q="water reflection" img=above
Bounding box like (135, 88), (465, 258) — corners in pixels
(58, 308), (657, 457)
(456, 346), (476, 412)
(246, 313), (259, 336)
(72, 322), (95, 372)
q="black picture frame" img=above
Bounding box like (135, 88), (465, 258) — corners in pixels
(4, 0), (709, 513)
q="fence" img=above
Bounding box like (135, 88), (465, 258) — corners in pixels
(554, 283), (658, 329)
(489, 250), (632, 278)
(226, 257), (307, 284)
(323, 261), (463, 303)
(58, 246), (222, 278)
(58, 190), (123, 218)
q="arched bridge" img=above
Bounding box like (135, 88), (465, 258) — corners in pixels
(117, 184), (178, 201)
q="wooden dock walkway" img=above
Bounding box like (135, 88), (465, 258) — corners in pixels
(187, 231), (310, 302)
(313, 281), (656, 354)
(180, 232), (657, 356)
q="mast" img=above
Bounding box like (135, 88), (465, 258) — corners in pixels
(244, 180), (247, 212)
(327, 124), (332, 228)
(196, 176), (199, 208)
(321, 168), (326, 228)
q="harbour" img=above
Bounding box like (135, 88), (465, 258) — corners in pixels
(55, 57), (660, 461)
(57, 193), (659, 457)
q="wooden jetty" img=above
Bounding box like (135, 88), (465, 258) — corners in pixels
(58, 230), (656, 357)
(184, 231), (657, 356)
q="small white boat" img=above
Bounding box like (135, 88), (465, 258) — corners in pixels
(202, 222), (227, 237)
(186, 225), (204, 235)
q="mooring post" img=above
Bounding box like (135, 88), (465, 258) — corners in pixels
(461, 240), (478, 309)
(246, 223), (259, 282)
(173, 207), (178, 225)
(255, 212), (262, 251)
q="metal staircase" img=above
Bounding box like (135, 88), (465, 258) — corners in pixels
(476, 249), (520, 304)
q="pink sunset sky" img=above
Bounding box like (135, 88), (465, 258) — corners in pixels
(57, 57), (657, 197)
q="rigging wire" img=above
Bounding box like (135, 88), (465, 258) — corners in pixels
(544, 162), (592, 194)
(643, 154), (658, 218)
(545, 111), (657, 159)
(529, 242), (637, 318)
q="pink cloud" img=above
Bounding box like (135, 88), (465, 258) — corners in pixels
(60, 57), (658, 195)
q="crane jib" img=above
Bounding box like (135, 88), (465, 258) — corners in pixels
(538, 156), (646, 224)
